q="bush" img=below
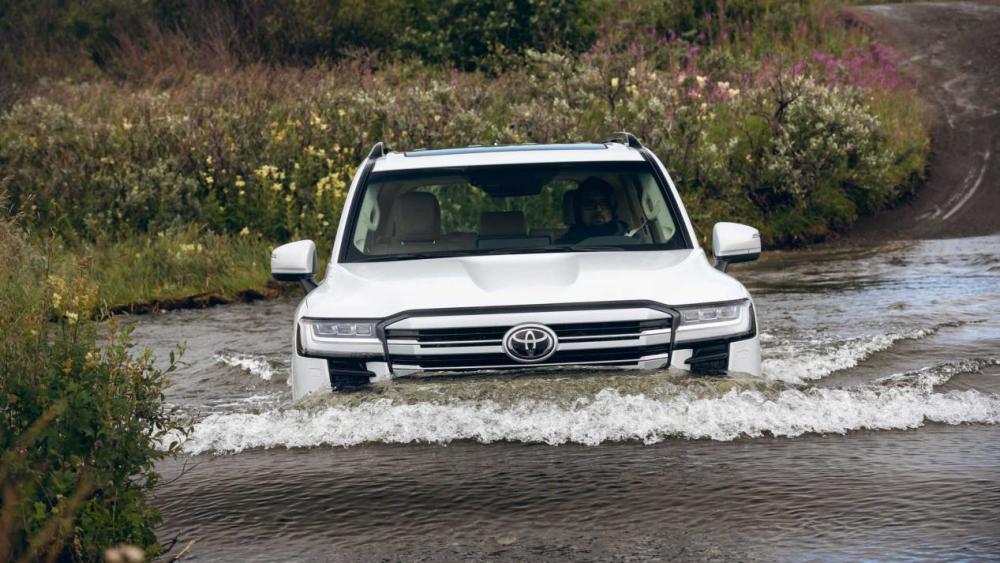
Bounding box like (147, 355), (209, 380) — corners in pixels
(0, 48), (927, 249)
(0, 206), (187, 560)
(0, 0), (929, 274)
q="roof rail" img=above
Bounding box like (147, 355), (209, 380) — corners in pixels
(601, 132), (643, 149)
(366, 142), (388, 160)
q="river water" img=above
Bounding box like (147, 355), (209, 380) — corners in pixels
(139, 235), (1000, 561)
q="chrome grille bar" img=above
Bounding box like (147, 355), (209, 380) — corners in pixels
(374, 300), (681, 374)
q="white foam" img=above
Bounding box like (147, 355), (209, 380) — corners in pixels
(214, 353), (276, 381)
(876, 358), (999, 390)
(172, 384), (1000, 454)
(762, 328), (935, 383)
(205, 393), (286, 411)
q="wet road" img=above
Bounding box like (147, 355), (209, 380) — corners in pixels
(140, 235), (1000, 561)
(849, 1), (1000, 238)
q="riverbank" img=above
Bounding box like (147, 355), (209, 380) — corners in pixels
(0, 0), (931, 312)
(845, 1), (1000, 240)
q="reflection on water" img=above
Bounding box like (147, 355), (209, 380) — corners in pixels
(133, 235), (1000, 560)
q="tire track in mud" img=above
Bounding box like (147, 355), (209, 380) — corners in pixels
(847, 1), (1000, 240)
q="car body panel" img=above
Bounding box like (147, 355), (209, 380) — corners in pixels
(304, 249), (745, 319)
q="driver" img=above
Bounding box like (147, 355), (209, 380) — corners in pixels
(557, 177), (629, 244)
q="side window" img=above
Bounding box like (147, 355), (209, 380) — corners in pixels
(353, 185), (382, 252)
(637, 174), (677, 243)
(420, 183), (491, 233)
(419, 183), (573, 234)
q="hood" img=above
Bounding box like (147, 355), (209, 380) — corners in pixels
(302, 249), (748, 318)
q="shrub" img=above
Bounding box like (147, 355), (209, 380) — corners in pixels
(0, 204), (187, 560)
(0, 0), (929, 263)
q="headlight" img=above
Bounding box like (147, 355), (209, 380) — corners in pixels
(674, 300), (752, 342)
(678, 302), (741, 325)
(303, 318), (376, 338)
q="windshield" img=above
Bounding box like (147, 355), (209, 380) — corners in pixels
(343, 162), (690, 262)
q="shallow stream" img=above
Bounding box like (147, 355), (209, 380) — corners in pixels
(139, 235), (1000, 560)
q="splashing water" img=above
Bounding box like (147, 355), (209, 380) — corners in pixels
(169, 359), (1000, 454)
(214, 352), (277, 381)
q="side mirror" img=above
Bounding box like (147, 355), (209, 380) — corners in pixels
(712, 222), (761, 272)
(271, 240), (318, 292)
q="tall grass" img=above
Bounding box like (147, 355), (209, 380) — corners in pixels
(0, 201), (187, 560)
(0, 0), (930, 307)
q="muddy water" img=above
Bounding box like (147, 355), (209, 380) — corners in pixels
(138, 236), (1000, 561)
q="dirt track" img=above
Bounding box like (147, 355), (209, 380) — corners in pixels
(847, 1), (1000, 240)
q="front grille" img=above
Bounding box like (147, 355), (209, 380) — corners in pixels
(383, 311), (675, 372)
(392, 343), (672, 369)
(385, 318), (672, 345)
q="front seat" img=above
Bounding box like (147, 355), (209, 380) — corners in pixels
(382, 191), (442, 251)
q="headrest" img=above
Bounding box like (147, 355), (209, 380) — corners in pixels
(479, 211), (526, 237)
(562, 190), (577, 226)
(391, 192), (440, 242)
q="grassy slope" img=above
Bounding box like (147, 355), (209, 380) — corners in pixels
(0, 1), (928, 311)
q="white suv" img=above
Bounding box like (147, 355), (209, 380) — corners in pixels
(272, 135), (762, 400)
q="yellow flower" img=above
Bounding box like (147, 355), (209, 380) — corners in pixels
(433, 115), (442, 122)
(65, 311), (78, 324)
(122, 119), (133, 131)
(235, 177), (246, 188)
(610, 77), (620, 89)
(240, 226), (250, 236)
(695, 75), (707, 88)
(628, 67), (637, 78)
(338, 109), (346, 117)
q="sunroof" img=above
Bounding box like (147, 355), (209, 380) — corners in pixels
(403, 143), (608, 157)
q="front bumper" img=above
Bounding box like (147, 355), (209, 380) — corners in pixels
(291, 299), (759, 399)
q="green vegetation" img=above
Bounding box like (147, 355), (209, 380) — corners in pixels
(0, 208), (187, 560)
(0, 3), (929, 554)
(45, 227), (277, 314)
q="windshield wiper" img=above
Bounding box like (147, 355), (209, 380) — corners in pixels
(485, 245), (626, 255)
(357, 245), (631, 261)
(353, 251), (473, 262)
(566, 245), (627, 252)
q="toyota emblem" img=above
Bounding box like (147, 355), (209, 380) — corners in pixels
(502, 323), (558, 363)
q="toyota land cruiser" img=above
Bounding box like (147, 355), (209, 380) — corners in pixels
(272, 134), (762, 400)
